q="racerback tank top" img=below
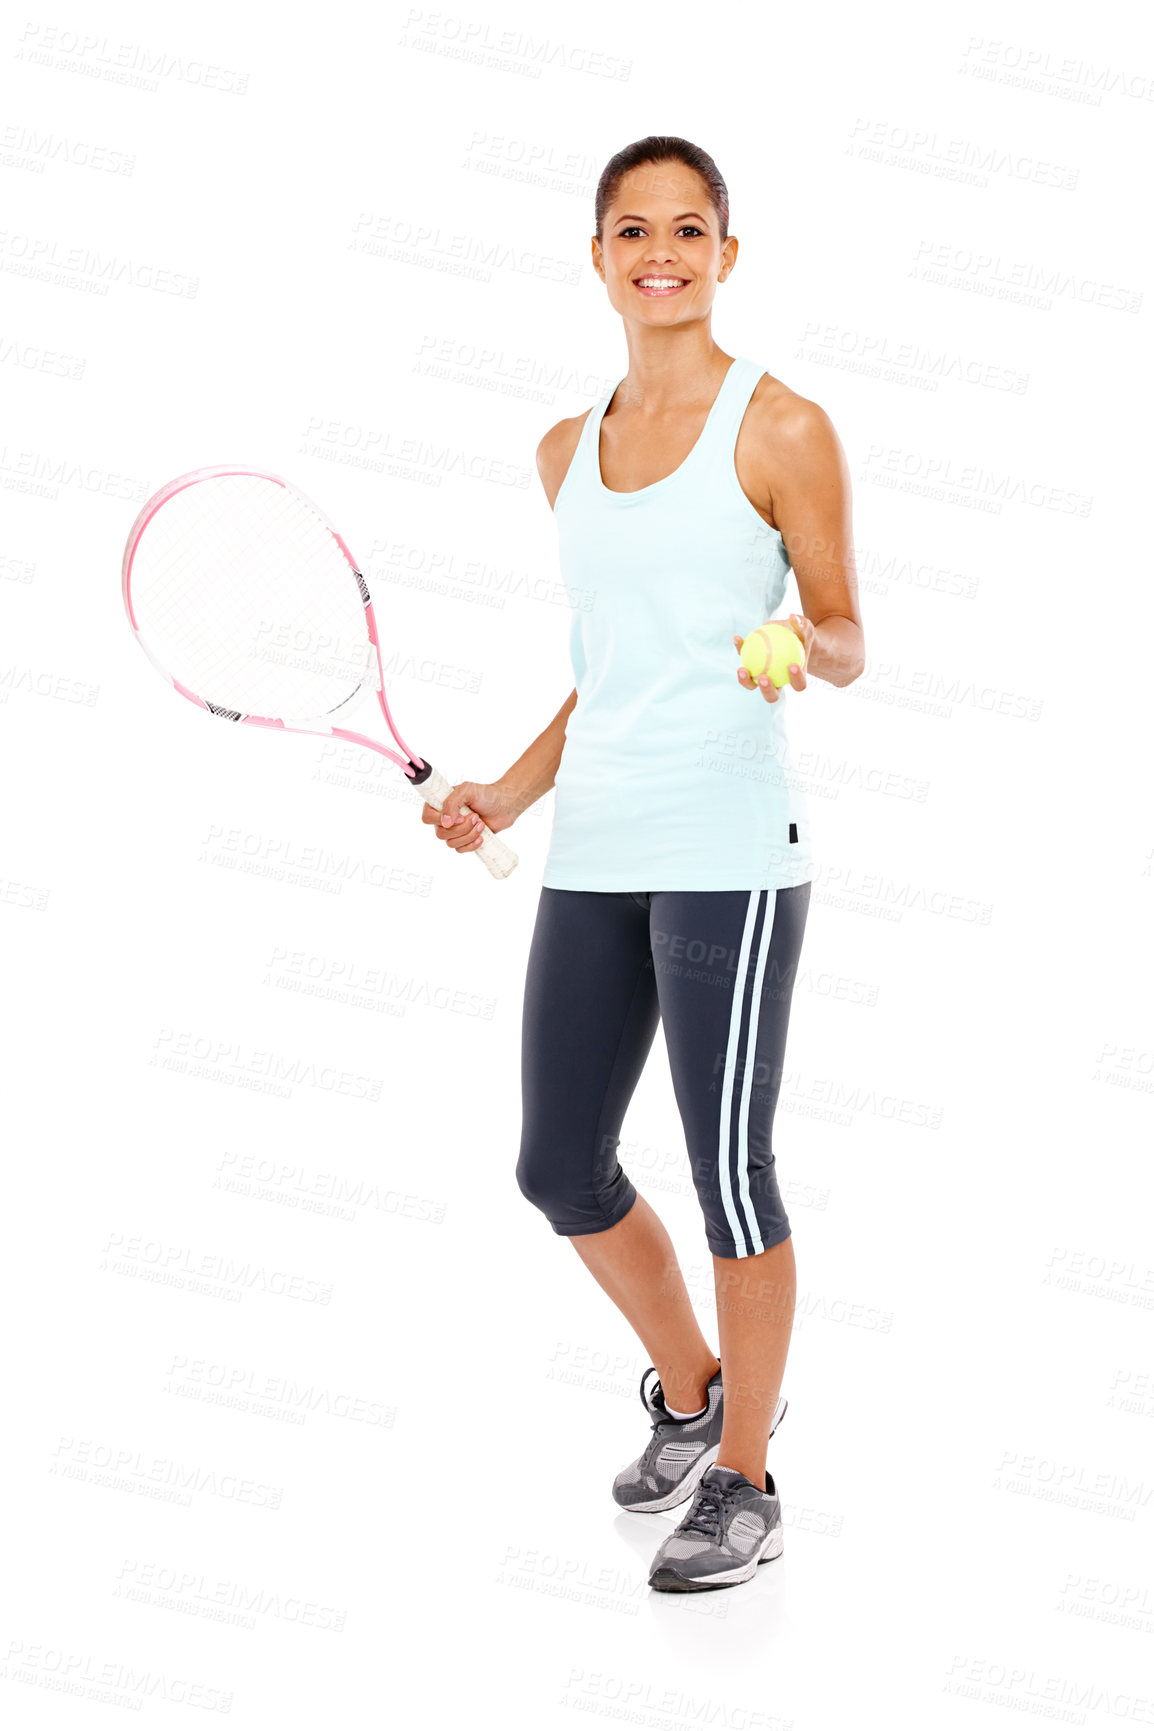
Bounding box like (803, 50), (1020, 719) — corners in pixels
(541, 354), (815, 892)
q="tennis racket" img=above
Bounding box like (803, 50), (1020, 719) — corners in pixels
(121, 464), (517, 879)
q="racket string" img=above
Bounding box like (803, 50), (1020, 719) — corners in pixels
(128, 474), (374, 720)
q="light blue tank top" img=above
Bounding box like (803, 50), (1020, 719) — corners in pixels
(542, 354), (815, 893)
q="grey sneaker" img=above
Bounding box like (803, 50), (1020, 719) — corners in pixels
(647, 1464), (784, 1592)
(612, 1365), (787, 1514)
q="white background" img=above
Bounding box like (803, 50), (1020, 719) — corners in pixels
(2, 0), (1152, 1724)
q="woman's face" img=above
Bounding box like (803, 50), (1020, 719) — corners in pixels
(593, 160), (736, 327)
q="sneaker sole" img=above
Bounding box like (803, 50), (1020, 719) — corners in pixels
(648, 1521), (784, 1592)
(612, 1396), (788, 1515)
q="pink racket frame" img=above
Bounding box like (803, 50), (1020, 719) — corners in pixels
(121, 463), (426, 778)
(121, 463), (519, 879)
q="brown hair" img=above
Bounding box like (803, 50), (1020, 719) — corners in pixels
(594, 136), (729, 242)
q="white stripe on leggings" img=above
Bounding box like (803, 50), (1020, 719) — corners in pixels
(735, 889), (778, 1255)
(717, 889), (767, 1258)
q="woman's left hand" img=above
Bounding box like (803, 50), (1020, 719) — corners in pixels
(733, 613), (814, 703)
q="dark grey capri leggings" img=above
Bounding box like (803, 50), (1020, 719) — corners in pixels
(517, 883), (810, 1260)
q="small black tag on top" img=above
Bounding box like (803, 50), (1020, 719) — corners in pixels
(789, 823), (798, 844)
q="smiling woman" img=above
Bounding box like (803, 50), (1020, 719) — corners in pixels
(422, 133), (865, 1596)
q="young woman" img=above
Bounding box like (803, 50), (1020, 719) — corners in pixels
(423, 136), (863, 1593)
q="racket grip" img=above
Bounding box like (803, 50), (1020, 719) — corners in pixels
(417, 766), (519, 880)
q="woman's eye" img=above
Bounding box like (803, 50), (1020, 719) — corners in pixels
(617, 225), (704, 239)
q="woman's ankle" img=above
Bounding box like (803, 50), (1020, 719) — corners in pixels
(715, 1457), (767, 1487)
(660, 1352), (721, 1415)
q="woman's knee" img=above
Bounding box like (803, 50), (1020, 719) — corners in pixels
(515, 1134), (567, 1218)
(515, 1130), (635, 1233)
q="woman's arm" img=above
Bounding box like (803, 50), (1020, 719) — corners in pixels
(776, 399), (864, 686)
(495, 416), (588, 814)
(498, 688), (577, 817)
(421, 690), (576, 851)
(735, 391), (865, 698)
(424, 415), (586, 854)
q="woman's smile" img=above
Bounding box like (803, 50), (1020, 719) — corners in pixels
(632, 274), (690, 297)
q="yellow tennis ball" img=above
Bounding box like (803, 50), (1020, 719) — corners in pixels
(740, 621), (806, 688)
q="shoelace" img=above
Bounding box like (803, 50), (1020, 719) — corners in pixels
(639, 1366), (671, 1434)
(677, 1478), (745, 1541)
(639, 1365), (709, 1433)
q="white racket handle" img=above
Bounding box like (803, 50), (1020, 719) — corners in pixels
(416, 766), (518, 880)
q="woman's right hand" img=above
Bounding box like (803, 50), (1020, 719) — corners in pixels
(420, 779), (523, 855)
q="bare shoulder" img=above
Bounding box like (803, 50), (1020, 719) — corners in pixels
(734, 371), (849, 531)
(738, 372), (849, 518)
(744, 370), (842, 455)
(535, 411), (590, 510)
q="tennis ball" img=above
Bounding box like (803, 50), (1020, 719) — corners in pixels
(740, 621), (806, 688)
